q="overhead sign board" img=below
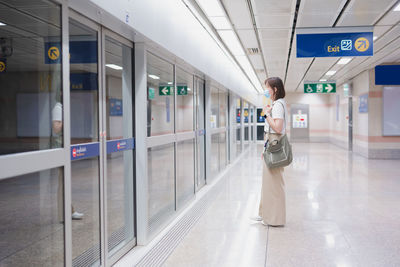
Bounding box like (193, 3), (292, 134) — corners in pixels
(304, 82), (336, 93)
(297, 32), (373, 58)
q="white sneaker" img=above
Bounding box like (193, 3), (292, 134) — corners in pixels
(72, 211), (84, 220)
(250, 216), (262, 221)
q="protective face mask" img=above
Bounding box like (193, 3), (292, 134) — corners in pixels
(264, 90), (270, 98)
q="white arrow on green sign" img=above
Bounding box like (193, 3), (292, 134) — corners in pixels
(159, 86), (173, 96)
(304, 82), (336, 93)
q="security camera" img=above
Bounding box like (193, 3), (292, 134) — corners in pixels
(0, 38), (13, 57)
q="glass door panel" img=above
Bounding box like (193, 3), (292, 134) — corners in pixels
(69, 18), (101, 267)
(103, 34), (135, 257)
(195, 78), (205, 190)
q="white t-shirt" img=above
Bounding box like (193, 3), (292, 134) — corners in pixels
(264, 99), (287, 134)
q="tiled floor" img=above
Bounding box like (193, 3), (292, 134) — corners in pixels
(163, 143), (400, 267)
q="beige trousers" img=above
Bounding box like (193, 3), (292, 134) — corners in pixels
(259, 152), (286, 226)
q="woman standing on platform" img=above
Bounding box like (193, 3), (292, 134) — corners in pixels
(254, 77), (287, 227)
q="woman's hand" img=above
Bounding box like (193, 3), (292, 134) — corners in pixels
(263, 105), (272, 116)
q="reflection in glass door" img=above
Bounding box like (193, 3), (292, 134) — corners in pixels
(103, 33), (135, 259)
(69, 15), (135, 267)
(69, 18), (101, 267)
(195, 77), (206, 190)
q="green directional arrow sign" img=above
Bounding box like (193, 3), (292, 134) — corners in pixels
(304, 82), (336, 93)
(159, 86), (173, 96)
(177, 86), (188, 95)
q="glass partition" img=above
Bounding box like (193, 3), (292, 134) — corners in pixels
(0, 0), (62, 155)
(147, 144), (175, 232)
(0, 168), (65, 267)
(210, 86), (219, 128)
(147, 53), (174, 137)
(176, 68), (194, 132)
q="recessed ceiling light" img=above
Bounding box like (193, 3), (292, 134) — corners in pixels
(167, 82), (173, 85)
(0, 22), (6, 26)
(373, 36), (378, 41)
(337, 58), (353, 65)
(326, 70), (336, 76)
(106, 64), (122, 70)
(148, 74), (160, 80)
(393, 3), (400, 11)
(319, 79), (327, 82)
(187, 88), (191, 91)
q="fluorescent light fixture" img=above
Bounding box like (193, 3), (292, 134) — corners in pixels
(0, 22), (6, 26)
(337, 57), (353, 65)
(148, 74), (160, 80)
(209, 16), (231, 30)
(373, 36), (378, 41)
(319, 79), (327, 82)
(326, 70), (336, 76)
(187, 88), (191, 91)
(167, 82), (173, 85)
(197, 0), (225, 16)
(106, 64), (122, 70)
(218, 30), (245, 55)
(394, 2), (400, 11)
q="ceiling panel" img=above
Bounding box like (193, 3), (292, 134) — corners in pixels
(296, 0), (345, 27)
(237, 30), (258, 49)
(255, 14), (292, 28)
(248, 54), (263, 69)
(259, 28), (290, 40)
(377, 9), (400, 26)
(251, 0), (294, 14)
(374, 25), (400, 52)
(304, 57), (338, 81)
(337, 0), (397, 26)
(222, 0), (252, 30)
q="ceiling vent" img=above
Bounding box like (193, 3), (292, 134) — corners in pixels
(247, 47), (259, 55)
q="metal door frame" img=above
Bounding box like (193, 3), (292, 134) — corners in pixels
(69, 11), (136, 267)
(194, 76), (206, 191)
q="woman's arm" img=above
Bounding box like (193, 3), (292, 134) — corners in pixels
(266, 116), (284, 134)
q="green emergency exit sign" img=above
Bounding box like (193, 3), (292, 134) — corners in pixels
(159, 86), (173, 96)
(304, 82), (336, 93)
(177, 86), (188, 95)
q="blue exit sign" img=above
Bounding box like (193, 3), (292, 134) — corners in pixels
(296, 32), (373, 58)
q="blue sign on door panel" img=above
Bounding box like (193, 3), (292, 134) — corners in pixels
(107, 138), (134, 154)
(297, 32), (373, 58)
(71, 143), (100, 161)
